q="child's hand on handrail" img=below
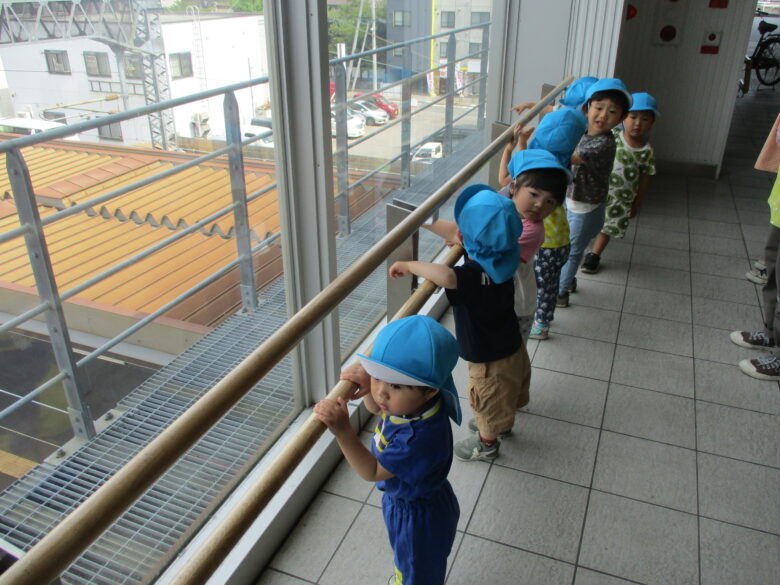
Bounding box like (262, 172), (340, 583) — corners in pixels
(340, 361), (371, 399)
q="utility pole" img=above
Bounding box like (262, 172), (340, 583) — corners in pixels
(371, 0), (377, 91)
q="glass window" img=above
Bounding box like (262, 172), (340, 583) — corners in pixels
(44, 50), (70, 75)
(440, 40), (449, 59)
(441, 11), (455, 28)
(125, 54), (142, 80)
(393, 10), (410, 27)
(392, 46), (404, 56)
(42, 111), (66, 123)
(97, 120), (123, 140)
(470, 11), (490, 25)
(169, 52), (193, 79)
(469, 42), (481, 56)
(84, 51), (111, 77)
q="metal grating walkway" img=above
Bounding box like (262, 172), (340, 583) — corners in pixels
(0, 133), (479, 585)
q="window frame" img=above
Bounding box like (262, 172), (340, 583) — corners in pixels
(392, 10), (410, 27)
(84, 51), (111, 77)
(169, 52), (194, 80)
(44, 50), (71, 75)
(97, 120), (123, 141)
(441, 11), (455, 29)
(470, 11), (490, 26)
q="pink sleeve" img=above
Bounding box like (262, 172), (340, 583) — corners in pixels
(518, 219), (545, 264)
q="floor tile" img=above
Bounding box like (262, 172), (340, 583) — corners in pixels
(627, 264), (691, 295)
(322, 432), (375, 502)
(734, 196), (769, 213)
(576, 260), (629, 286)
(319, 505), (394, 585)
(690, 233), (749, 258)
(742, 223), (769, 243)
(691, 251), (750, 279)
(579, 491), (698, 585)
(525, 368), (608, 427)
(633, 225), (690, 251)
(254, 570), (311, 585)
(700, 518), (780, 585)
(637, 212), (689, 233)
(531, 334), (614, 381)
(692, 297), (764, 331)
(467, 465), (588, 563)
(593, 431), (697, 513)
(693, 324), (756, 364)
(688, 205), (739, 223)
(548, 304), (620, 343)
(694, 358), (780, 415)
(696, 401), (780, 467)
(631, 244), (690, 271)
(622, 286), (692, 323)
(610, 345), (694, 398)
(449, 456), (491, 531)
(561, 279), (624, 312)
(688, 193), (735, 210)
(739, 209), (770, 226)
(698, 452), (780, 534)
(598, 239), (633, 263)
(573, 568), (639, 585)
(688, 218), (744, 240)
(498, 412), (600, 486)
(617, 313), (693, 357)
(270, 492), (363, 582)
(639, 200), (689, 218)
(603, 384), (696, 448)
(691, 272), (760, 305)
(446, 534), (574, 585)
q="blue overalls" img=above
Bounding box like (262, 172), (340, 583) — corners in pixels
(372, 399), (460, 585)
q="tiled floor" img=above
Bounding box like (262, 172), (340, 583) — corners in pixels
(254, 90), (780, 585)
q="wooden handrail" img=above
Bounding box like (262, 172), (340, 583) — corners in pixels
(0, 76), (573, 585)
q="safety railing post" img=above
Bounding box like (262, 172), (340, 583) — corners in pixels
(444, 32), (456, 156)
(224, 91), (258, 312)
(477, 24), (490, 130)
(400, 49), (413, 189)
(6, 149), (96, 441)
(334, 63), (351, 236)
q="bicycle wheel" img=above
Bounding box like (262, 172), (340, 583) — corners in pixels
(755, 37), (780, 86)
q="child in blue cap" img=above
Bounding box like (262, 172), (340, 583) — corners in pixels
(582, 92), (659, 273)
(498, 111), (586, 340)
(556, 77), (631, 306)
(389, 187), (525, 462)
(315, 314), (461, 585)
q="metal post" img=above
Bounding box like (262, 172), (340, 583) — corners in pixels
(400, 49), (413, 189)
(223, 91), (258, 312)
(6, 149), (96, 441)
(334, 63), (351, 236)
(386, 199), (420, 318)
(444, 32), (456, 155)
(477, 23), (490, 130)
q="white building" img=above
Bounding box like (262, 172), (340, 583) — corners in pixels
(0, 12), (269, 146)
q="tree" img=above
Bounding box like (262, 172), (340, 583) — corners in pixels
(327, 0), (386, 58)
(231, 0), (263, 13)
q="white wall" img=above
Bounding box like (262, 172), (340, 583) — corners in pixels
(614, 0), (756, 175)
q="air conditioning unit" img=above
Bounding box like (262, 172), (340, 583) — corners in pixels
(16, 111), (32, 119)
(191, 112), (210, 138)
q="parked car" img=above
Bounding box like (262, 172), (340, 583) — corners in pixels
(356, 92), (399, 119)
(350, 100), (389, 125)
(330, 109), (366, 138)
(412, 141), (443, 163)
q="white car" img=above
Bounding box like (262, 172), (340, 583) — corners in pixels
(350, 100), (389, 126)
(330, 110), (366, 138)
(412, 141), (443, 163)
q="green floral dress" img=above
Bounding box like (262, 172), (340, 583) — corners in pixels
(601, 128), (656, 238)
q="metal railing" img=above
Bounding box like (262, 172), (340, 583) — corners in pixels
(330, 22), (490, 235)
(0, 77), (275, 442)
(0, 79), (573, 585)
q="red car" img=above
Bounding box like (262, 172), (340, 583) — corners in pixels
(356, 92), (399, 119)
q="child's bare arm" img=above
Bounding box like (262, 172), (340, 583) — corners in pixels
(314, 398), (393, 482)
(499, 125), (534, 186)
(630, 175), (651, 218)
(511, 101), (535, 116)
(570, 151), (584, 166)
(389, 260), (457, 290)
(423, 219), (459, 246)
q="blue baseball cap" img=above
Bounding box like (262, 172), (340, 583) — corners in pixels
(454, 185), (522, 285)
(508, 148), (574, 183)
(357, 315), (462, 424)
(584, 78), (633, 109)
(559, 76), (598, 108)
(528, 110), (587, 169)
(629, 92), (660, 117)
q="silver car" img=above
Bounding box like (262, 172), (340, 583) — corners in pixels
(350, 100), (389, 126)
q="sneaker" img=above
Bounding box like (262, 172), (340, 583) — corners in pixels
(568, 276), (577, 293)
(529, 321), (549, 340)
(454, 433), (499, 461)
(746, 260), (768, 285)
(556, 294), (570, 308)
(739, 355), (780, 381)
(581, 252), (600, 274)
(467, 418), (511, 439)
(729, 330), (775, 349)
